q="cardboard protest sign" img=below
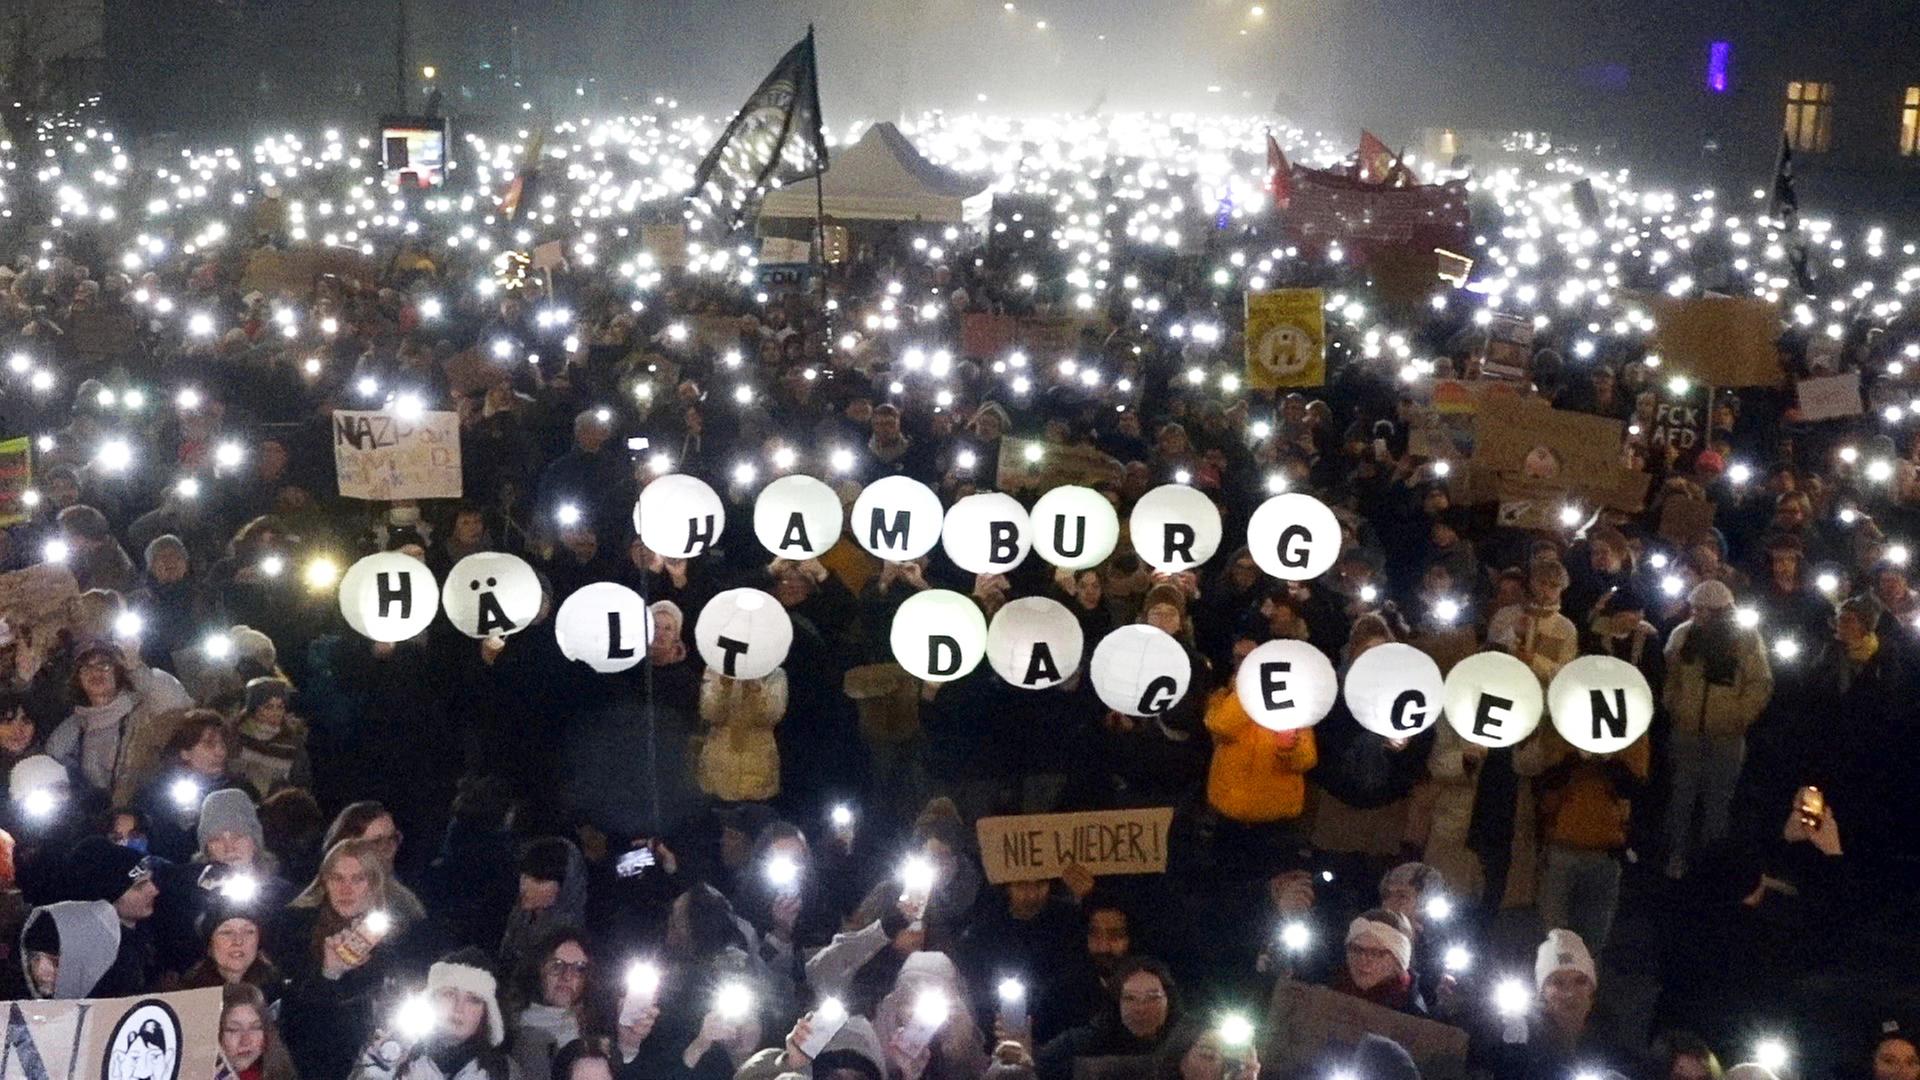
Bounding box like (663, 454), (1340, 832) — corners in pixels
(1435, 248), (1474, 287)
(1263, 980), (1469, 1080)
(333, 410), (463, 501)
(1652, 294), (1784, 387)
(1478, 313), (1534, 381)
(760, 236), (812, 264)
(1658, 494), (1717, 543)
(0, 987), (222, 1080)
(238, 248), (375, 297)
(1646, 379), (1712, 468)
(976, 808), (1174, 884)
(995, 437), (1124, 494)
(0, 563), (79, 631)
(1406, 379), (1521, 460)
(958, 313), (1108, 360)
(1244, 288), (1326, 389)
(1797, 371), (1863, 421)
(0, 437), (31, 526)
(65, 310), (140, 362)
(530, 240), (568, 272)
(642, 223), (689, 267)
(1472, 397), (1647, 514)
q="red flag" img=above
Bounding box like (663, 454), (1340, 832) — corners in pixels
(1357, 130), (1393, 184)
(1266, 132), (1292, 210)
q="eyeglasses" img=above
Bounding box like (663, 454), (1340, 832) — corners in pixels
(543, 959), (590, 978)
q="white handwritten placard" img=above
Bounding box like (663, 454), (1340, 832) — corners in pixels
(333, 410), (463, 501)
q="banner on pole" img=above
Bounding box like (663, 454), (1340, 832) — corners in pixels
(1244, 289), (1327, 389)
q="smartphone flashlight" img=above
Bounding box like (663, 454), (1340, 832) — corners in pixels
(900, 854), (937, 898)
(830, 804), (854, 829)
(714, 981), (755, 1022)
(219, 873), (261, 904)
(1423, 895), (1454, 923)
(1493, 977), (1531, 1018)
(997, 977), (1028, 1033)
(393, 992), (438, 1042)
(1443, 944), (1473, 973)
(1279, 920), (1311, 953)
(797, 996), (850, 1058)
(362, 909), (393, 941)
(169, 777), (202, 810)
(20, 789), (56, 819)
(766, 854), (801, 891)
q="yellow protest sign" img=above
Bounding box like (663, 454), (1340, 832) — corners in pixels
(1244, 289), (1326, 389)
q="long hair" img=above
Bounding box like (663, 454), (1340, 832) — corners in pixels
(288, 838), (419, 943)
(218, 982), (297, 1080)
(320, 800), (391, 854)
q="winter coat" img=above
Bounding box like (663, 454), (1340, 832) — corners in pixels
(695, 668), (786, 802)
(498, 840), (588, 975)
(1421, 725), (1553, 909)
(232, 713), (314, 797)
(350, 1035), (519, 1080)
(1662, 620), (1773, 736)
(1535, 728), (1649, 852)
(19, 900), (119, 998)
(1203, 688), (1318, 823)
(44, 665), (193, 803)
(1487, 605), (1580, 685)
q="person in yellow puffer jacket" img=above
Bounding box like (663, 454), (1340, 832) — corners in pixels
(1203, 640), (1319, 827)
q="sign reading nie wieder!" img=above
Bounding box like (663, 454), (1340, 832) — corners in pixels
(975, 808), (1174, 884)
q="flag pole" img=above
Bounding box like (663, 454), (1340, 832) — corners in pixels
(810, 25), (828, 308)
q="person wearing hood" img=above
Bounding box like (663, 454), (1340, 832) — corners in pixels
(736, 1008), (887, 1080)
(58, 835), (160, 996)
(1203, 636), (1318, 871)
(1660, 580), (1773, 879)
(18, 898), (120, 999)
(231, 677), (312, 797)
(351, 947), (515, 1080)
(873, 950), (989, 1080)
(499, 837), (587, 976)
(44, 639), (193, 806)
(1037, 957), (1180, 1080)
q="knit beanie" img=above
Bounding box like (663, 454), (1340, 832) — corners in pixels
(427, 947), (505, 1046)
(229, 627), (276, 672)
(1534, 928), (1597, 989)
(242, 677), (291, 717)
(197, 788), (265, 854)
(1379, 862), (1444, 901)
(1687, 579), (1734, 611)
(61, 836), (151, 904)
(1345, 914), (1413, 972)
(9, 755), (66, 802)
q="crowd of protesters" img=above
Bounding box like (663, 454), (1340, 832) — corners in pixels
(0, 110), (1910, 1080)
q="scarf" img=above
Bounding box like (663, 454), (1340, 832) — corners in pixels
(1332, 969), (1415, 1011)
(426, 1033), (494, 1080)
(516, 1003), (579, 1049)
(1846, 631), (1880, 666)
(69, 692), (138, 792)
(1680, 617), (1741, 685)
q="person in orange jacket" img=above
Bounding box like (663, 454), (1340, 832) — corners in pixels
(1204, 638), (1319, 870)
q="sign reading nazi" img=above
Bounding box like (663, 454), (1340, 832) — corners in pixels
(333, 409), (463, 501)
(975, 807), (1174, 884)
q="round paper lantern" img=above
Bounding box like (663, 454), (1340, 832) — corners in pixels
(1343, 643), (1446, 740)
(1129, 485), (1224, 573)
(1246, 493), (1342, 581)
(1442, 651), (1543, 749)
(1235, 639), (1338, 732)
(1089, 625), (1191, 717)
(985, 597), (1084, 689)
(694, 588), (793, 680)
(753, 474), (843, 560)
(440, 552), (542, 639)
(1030, 486), (1121, 570)
(635, 474), (725, 559)
(555, 582), (653, 673)
(1547, 655), (1654, 755)
(338, 552), (439, 643)
(851, 476), (944, 561)
(942, 493), (1032, 575)
(889, 590), (988, 683)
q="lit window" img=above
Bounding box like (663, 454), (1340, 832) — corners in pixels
(1706, 42), (1731, 93)
(1785, 81), (1834, 152)
(1902, 87), (1920, 156)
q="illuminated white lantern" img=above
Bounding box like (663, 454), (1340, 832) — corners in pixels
(338, 552), (439, 643)
(1246, 492), (1342, 581)
(1547, 655), (1654, 754)
(753, 474), (843, 559)
(889, 589), (988, 683)
(694, 588), (792, 679)
(1235, 639), (1338, 732)
(1442, 651), (1544, 749)
(851, 475), (944, 561)
(1030, 485), (1120, 570)
(555, 582), (653, 673)
(635, 474), (725, 559)
(1129, 485), (1223, 573)
(441, 552), (543, 638)
(1089, 625), (1191, 716)
(984, 597), (1084, 689)
(1343, 643), (1446, 739)
(942, 493), (1031, 574)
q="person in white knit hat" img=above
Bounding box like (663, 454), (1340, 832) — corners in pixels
(1332, 909), (1426, 1016)
(351, 947), (513, 1080)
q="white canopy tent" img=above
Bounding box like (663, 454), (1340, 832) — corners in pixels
(759, 121), (990, 225)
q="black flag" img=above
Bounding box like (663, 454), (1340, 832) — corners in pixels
(1769, 132), (1815, 293)
(689, 28), (829, 229)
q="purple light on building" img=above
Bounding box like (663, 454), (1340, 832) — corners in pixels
(1707, 41), (1731, 93)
